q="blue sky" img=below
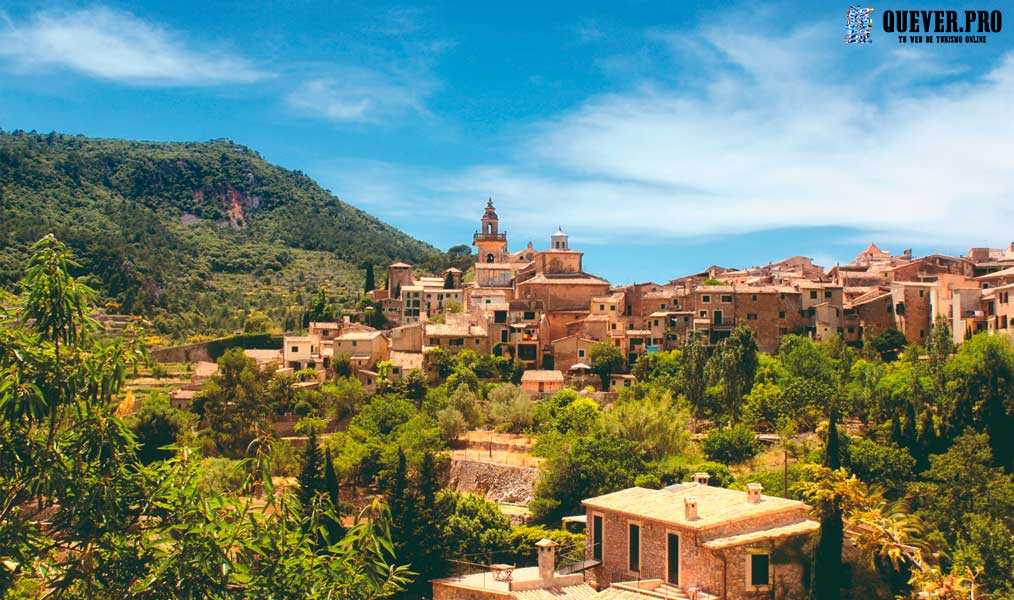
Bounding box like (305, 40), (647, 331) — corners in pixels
(1, 1), (1013, 283)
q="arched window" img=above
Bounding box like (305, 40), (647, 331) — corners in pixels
(486, 223), (493, 235)
(486, 253), (495, 263)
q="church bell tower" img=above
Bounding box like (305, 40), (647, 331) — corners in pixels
(473, 198), (508, 263)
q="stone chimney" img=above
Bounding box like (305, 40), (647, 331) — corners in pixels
(536, 538), (558, 585)
(692, 472), (710, 486)
(684, 497), (699, 521)
(746, 482), (763, 504)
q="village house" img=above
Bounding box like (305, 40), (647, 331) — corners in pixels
(584, 475), (818, 599)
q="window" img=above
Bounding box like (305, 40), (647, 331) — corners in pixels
(825, 290), (833, 299)
(919, 289), (925, 297)
(524, 311), (536, 320)
(494, 311), (507, 324)
(500, 330), (508, 343)
(599, 304), (605, 311)
(653, 319), (659, 326)
(660, 303), (666, 310)
(751, 294), (758, 301)
(290, 346), (299, 353)
(848, 326), (855, 333)
(779, 311), (786, 319)
(721, 295), (732, 303)
(628, 524), (641, 572)
(450, 338), (464, 346)
(699, 310), (707, 318)
(747, 313), (758, 320)
(810, 291), (818, 299)
(779, 327), (788, 335)
(578, 349), (585, 358)
(749, 553), (770, 586)
(610, 305), (616, 311)
(592, 516), (603, 561)
(351, 341), (357, 347)
(611, 323), (617, 330)
(310, 345), (315, 353)
(920, 329), (925, 338)
(702, 295), (711, 303)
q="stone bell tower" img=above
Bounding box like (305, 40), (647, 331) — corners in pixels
(473, 198), (508, 264)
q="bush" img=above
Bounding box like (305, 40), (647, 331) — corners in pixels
(634, 472), (663, 489)
(436, 407), (469, 441)
(702, 425), (761, 465)
(488, 384), (535, 433)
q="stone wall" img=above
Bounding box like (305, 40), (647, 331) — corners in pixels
(448, 458), (539, 506)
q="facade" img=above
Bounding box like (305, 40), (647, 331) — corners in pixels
(584, 477), (817, 600)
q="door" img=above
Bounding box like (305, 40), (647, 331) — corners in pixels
(667, 533), (679, 585)
(713, 310), (723, 325)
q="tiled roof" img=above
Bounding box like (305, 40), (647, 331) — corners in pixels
(702, 519), (819, 550)
(583, 483), (809, 530)
(520, 273), (610, 285)
(521, 370), (565, 383)
(512, 584), (599, 600)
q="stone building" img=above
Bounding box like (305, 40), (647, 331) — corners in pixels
(583, 476), (817, 599)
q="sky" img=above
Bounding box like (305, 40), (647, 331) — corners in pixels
(1, 1), (1013, 284)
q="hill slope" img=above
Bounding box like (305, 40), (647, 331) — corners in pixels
(0, 130), (464, 338)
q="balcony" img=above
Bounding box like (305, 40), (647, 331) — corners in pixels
(474, 231), (507, 243)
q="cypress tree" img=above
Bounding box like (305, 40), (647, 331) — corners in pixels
(814, 409), (844, 599)
(902, 401), (918, 452)
(890, 412), (903, 447)
(916, 410), (938, 470)
(297, 429), (324, 511)
(323, 447), (345, 541)
(363, 263), (375, 293)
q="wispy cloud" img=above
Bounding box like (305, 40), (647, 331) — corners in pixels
(0, 6), (266, 86)
(286, 67), (435, 124)
(329, 18), (1014, 249)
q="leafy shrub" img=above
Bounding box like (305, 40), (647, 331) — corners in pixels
(702, 424), (761, 465)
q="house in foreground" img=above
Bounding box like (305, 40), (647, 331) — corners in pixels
(584, 475), (818, 599)
(432, 477), (817, 600)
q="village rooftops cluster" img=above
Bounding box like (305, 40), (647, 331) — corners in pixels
(169, 200), (1014, 403)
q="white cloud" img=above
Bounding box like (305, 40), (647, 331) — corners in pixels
(332, 23), (1014, 248)
(0, 6), (265, 85)
(286, 68), (433, 124)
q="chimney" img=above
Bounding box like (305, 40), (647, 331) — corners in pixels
(535, 538), (558, 584)
(692, 472), (710, 486)
(684, 497), (699, 521)
(746, 483), (763, 504)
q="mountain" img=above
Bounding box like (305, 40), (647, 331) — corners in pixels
(0, 130), (466, 339)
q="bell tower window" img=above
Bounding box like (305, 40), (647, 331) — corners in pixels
(486, 253), (495, 263)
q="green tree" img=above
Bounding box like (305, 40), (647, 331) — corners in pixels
(589, 341), (626, 391)
(193, 347), (271, 457)
(363, 263), (376, 293)
(706, 323), (759, 422)
(813, 409), (845, 599)
(531, 433), (645, 524)
(126, 394), (195, 463)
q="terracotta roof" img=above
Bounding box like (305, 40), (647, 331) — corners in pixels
(512, 584), (598, 600)
(389, 351), (424, 371)
(976, 266), (1014, 280)
(583, 483), (809, 530)
(389, 261), (412, 268)
(701, 519), (820, 550)
(520, 273), (610, 285)
(337, 330), (385, 341)
(521, 370), (565, 383)
(862, 243), (889, 256)
(425, 322), (487, 337)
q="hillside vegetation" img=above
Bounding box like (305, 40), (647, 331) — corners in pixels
(0, 130), (468, 339)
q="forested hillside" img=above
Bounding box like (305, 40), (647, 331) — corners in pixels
(0, 130), (468, 338)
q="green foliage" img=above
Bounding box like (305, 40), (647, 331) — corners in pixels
(124, 393), (195, 463)
(702, 424), (761, 465)
(487, 383), (535, 433)
(0, 131), (457, 339)
(588, 341), (626, 391)
(0, 238), (410, 597)
(604, 387), (690, 460)
(531, 433), (646, 524)
(872, 328), (908, 362)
